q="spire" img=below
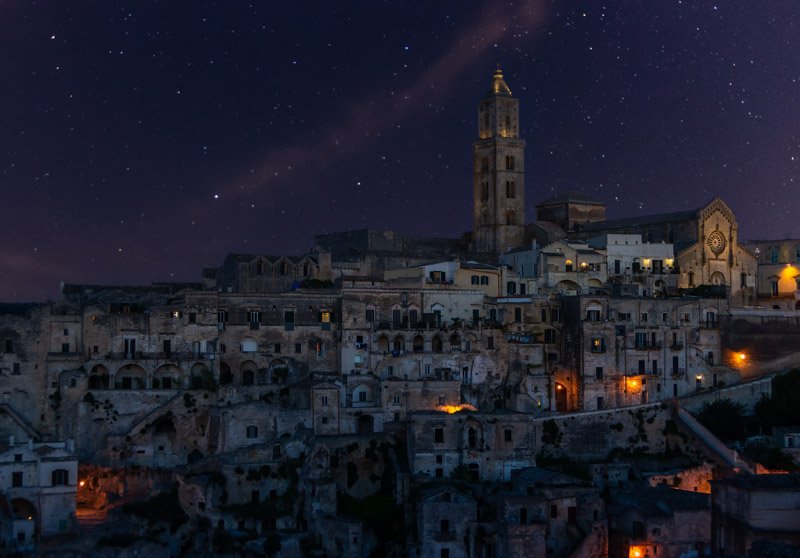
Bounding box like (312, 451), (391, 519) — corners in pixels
(488, 67), (512, 97)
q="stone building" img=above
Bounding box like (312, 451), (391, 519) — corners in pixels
(576, 197), (758, 306)
(607, 485), (710, 558)
(0, 439), (78, 548)
(711, 473), (800, 556)
(414, 485), (477, 558)
(741, 238), (800, 302)
(561, 294), (735, 411)
(504, 467), (608, 558)
(534, 191), (607, 233)
(472, 68), (526, 256)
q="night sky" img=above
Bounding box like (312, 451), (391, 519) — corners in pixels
(2, 2), (798, 301)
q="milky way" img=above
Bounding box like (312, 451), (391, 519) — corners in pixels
(1, 1), (798, 300)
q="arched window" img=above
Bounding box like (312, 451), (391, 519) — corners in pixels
(431, 336), (443, 353)
(449, 334), (461, 352)
(505, 155), (515, 170)
(481, 157), (489, 172)
(480, 276), (489, 285)
(770, 247), (779, 264)
(505, 181), (515, 198)
(506, 210), (515, 225)
(468, 427), (477, 449)
(303, 262), (310, 277)
(481, 181), (489, 201)
(471, 275), (480, 285)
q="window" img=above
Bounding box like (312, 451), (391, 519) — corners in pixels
(284, 310), (295, 331)
(256, 261), (264, 275)
(591, 337), (605, 353)
(63, 328), (69, 336)
(295, 343), (301, 353)
(320, 310), (331, 330)
(468, 427), (477, 448)
(61, 342), (70, 353)
(514, 307), (522, 322)
(434, 427), (444, 443)
(544, 329), (556, 343)
(639, 360), (646, 374)
(595, 367), (604, 380)
(14, 453), (22, 463)
(551, 309), (560, 322)
(506, 155), (515, 170)
(597, 396), (604, 410)
(249, 311), (261, 324)
(506, 210), (515, 225)
(4, 339), (12, 353)
(12, 363), (20, 375)
(586, 309), (601, 321)
(618, 312), (630, 321)
(52, 469), (69, 486)
(505, 180), (515, 198)
(218, 310), (228, 323)
(471, 275), (479, 285)
(480, 276), (489, 285)
(366, 308), (375, 323)
(504, 428), (513, 442)
(541, 308), (547, 322)
(662, 312), (668, 323)
(441, 519), (450, 533)
(769, 247), (779, 264)
(392, 395), (400, 405)
(771, 281), (779, 296)
(246, 425), (258, 438)
(550, 504), (558, 519)
(12, 472), (22, 487)
(321, 396), (328, 406)
(274, 343), (281, 353)
(189, 312), (196, 323)
(507, 281), (516, 295)
(487, 336), (495, 350)
(641, 312), (648, 323)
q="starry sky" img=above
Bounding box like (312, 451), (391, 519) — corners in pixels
(1, 1), (798, 301)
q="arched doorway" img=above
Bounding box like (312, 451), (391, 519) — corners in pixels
(554, 382), (568, 411)
(240, 361), (257, 386)
(431, 336), (443, 353)
(88, 364), (109, 390)
(392, 336), (405, 353)
(357, 415), (374, 434)
(11, 498), (36, 543)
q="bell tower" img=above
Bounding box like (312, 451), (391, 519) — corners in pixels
(472, 68), (526, 255)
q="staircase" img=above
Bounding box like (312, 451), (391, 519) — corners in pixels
(674, 404), (754, 473)
(75, 507), (108, 535)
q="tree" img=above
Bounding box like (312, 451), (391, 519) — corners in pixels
(696, 399), (747, 443)
(755, 369), (800, 431)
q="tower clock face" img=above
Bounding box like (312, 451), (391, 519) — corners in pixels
(707, 231), (726, 255)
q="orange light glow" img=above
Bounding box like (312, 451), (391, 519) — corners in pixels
(626, 378), (639, 389)
(628, 547), (644, 558)
(79, 480), (85, 487)
(436, 403), (478, 414)
(737, 352), (746, 362)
